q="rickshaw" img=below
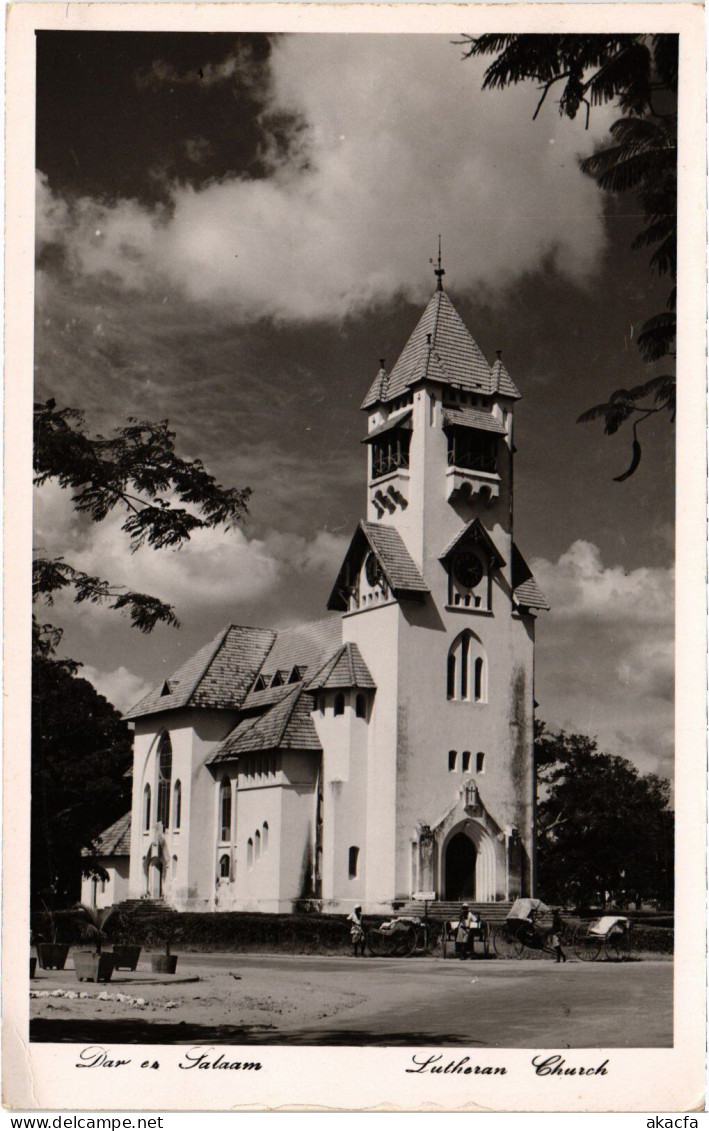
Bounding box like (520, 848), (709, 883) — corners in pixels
(572, 915), (631, 961)
(440, 914), (490, 959)
(366, 916), (431, 957)
(492, 898), (573, 959)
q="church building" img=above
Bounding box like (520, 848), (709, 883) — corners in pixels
(84, 266), (548, 915)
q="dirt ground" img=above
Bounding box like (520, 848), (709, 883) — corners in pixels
(30, 951), (673, 1047)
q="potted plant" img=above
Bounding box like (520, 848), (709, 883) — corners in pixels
(150, 922), (178, 974)
(73, 904), (115, 983)
(111, 913), (142, 972)
(36, 901), (70, 971)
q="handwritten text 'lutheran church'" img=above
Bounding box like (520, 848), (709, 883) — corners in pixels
(84, 264), (549, 915)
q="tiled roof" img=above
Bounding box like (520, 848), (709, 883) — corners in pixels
(208, 686), (321, 764)
(307, 642), (376, 690)
(327, 520), (429, 611)
(242, 617), (342, 707)
(512, 543), (550, 611)
(361, 366), (390, 410)
(491, 357), (522, 400)
(366, 290), (522, 407)
(362, 522), (429, 592)
(83, 811), (131, 857)
(362, 408), (412, 443)
(440, 518), (506, 568)
(442, 406), (507, 435)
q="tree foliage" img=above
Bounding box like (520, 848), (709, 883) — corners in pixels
(535, 723), (674, 907)
(32, 650), (133, 907)
(34, 399), (252, 635)
(460, 34), (677, 478)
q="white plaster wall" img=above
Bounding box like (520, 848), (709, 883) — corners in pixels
(312, 690), (370, 910)
(342, 602), (400, 911)
(128, 709), (238, 910)
(81, 858), (130, 910)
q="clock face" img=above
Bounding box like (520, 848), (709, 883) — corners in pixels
(453, 552), (484, 590)
(365, 551), (384, 588)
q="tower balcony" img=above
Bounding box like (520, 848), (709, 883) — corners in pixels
(446, 465), (500, 506)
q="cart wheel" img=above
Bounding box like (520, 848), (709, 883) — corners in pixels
(482, 923), (490, 957)
(493, 926), (517, 959)
(366, 929), (389, 957)
(440, 930), (448, 959)
(605, 930), (631, 961)
(392, 924), (418, 957)
(413, 925), (429, 955)
(573, 927), (603, 962)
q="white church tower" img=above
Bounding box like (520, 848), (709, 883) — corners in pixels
(104, 257), (547, 916)
(327, 252), (548, 908)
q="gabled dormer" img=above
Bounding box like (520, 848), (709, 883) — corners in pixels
(327, 519), (429, 613)
(439, 518), (507, 613)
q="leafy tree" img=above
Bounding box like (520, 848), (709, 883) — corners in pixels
(534, 723), (674, 907)
(460, 34), (677, 478)
(34, 399), (251, 635)
(32, 651), (133, 907)
(32, 398), (252, 906)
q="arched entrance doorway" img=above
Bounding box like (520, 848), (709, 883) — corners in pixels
(445, 832), (477, 900)
(148, 859), (163, 899)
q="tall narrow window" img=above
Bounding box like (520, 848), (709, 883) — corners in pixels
(355, 693), (367, 719)
(173, 780), (182, 830)
(474, 658), (484, 702)
(460, 637), (469, 700)
(247, 838), (254, 868)
(255, 829), (261, 860)
(462, 751), (471, 773)
(348, 846), (360, 878)
(334, 693), (345, 716)
(447, 653), (456, 700)
(263, 822), (269, 853)
(156, 732), (172, 829)
(219, 854), (231, 879)
(143, 785), (151, 832)
(219, 778), (232, 842)
(448, 750), (457, 772)
(476, 752), (486, 774)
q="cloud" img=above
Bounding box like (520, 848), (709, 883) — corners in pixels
(34, 480), (347, 629)
(37, 36), (616, 324)
(81, 664), (152, 712)
(183, 137), (214, 165)
(531, 541), (674, 778)
(135, 42), (264, 90)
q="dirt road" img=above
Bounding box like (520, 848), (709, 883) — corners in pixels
(30, 953), (672, 1047)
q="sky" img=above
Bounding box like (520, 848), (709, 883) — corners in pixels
(34, 32), (675, 780)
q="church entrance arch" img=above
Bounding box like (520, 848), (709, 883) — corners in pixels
(444, 831), (477, 901)
(148, 858), (163, 899)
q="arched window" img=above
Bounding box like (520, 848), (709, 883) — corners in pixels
(173, 780), (182, 830)
(476, 751), (486, 774)
(262, 822), (269, 853)
(348, 846), (359, 878)
(462, 751), (471, 773)
(255, 829), (261, 860)
(143, 784), (151, 832)
(156, 733), (172, 829)
(355, 693), (367, 719)
(247, 838), (254, 868)
(219, 778), (232, 842)
(334, 693), (345, 716)
(446, 631), (487, 702)
(219, 853), (231, 879)
(448, 750), (457, 772)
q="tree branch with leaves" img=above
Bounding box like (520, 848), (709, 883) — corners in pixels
(459, 34), (677, 479)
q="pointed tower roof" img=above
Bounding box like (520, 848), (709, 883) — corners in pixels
(307, 642), (376, 691)
(491, 356), (522, 400)
(360, 363), (390, 410)
(364, 289), (522, 408)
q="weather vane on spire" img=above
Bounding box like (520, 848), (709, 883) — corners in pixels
(430, 235), (445, 290)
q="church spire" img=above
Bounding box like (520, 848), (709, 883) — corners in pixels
(433, 234), (445, 291)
